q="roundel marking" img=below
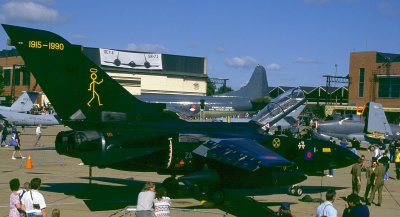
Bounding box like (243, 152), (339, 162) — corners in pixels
(305, 149), (313, 161)
(272, 138), (281, 148)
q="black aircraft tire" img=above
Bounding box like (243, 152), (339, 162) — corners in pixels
(162, 177), (179, 197)
(288, 186), (292, 195)
(295, 187), (303, 196)
(212, 190), (225, 205)
(288, 186), (296, 195)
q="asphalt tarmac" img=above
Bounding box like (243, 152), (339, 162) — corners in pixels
(1, 125), (399, 217)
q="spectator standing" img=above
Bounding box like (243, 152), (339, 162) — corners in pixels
(11, 132), (26, 160)
(153, 187), (171, 217)
(378, 150), (390, 180)
(34, 124), (42, 147)
(315, 189), (337, 217)
(342, 194), (369, 217)
(395, 148), (400, 180)
(21, 178), (47, 217)
(1, 124), (9, 146)
(350, 159), (362, 195)
(367, 161), (385, 206)
(373, 145), (381, 158)
(389, 141), (396, 163)
(135, 182), (156, 217)
(9, 178), (22, 217)
(351, 137), (361, 150)
(364, 160), (377, 202)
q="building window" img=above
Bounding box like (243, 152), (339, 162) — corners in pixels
(14, 70), (20, 86)
(22, 71), (30, 86)
(358, 68), (364, 97)
(378, 76), (400, 98)
(3, 69), (10, 86)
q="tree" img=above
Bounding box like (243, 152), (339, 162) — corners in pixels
(206, 78), (216, 96)
(216, 84), (233, 94)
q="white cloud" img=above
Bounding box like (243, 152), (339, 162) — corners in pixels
(266, 63), (282, 71)
(127, 43), (167, 53)
(224, 56), (258, 69)
(378, 1), (400, 17)
(216, 46), (225, 53)
(295, 57), (322, 64)
(0, 1), (61, 23)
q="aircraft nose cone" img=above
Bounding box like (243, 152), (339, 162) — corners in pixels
(334, 145), (360, 168)
(271, 171), (307, 186)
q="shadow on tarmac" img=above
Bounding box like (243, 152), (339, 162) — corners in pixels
(40, 176), (347, 217)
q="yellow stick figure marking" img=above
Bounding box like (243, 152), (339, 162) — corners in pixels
(87, 68), (103, 107)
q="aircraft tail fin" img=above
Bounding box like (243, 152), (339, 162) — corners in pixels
(3, 24), (176, 126)
(364, 102), (392, 136)
(221, 65), (268, 100)
(10, 91), (39, 112)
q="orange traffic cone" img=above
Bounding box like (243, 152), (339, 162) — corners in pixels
(26, 155), (32, 169)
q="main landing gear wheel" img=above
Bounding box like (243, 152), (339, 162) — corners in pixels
(162, 177), (179, 197)
(211, 189), (225, 205)
(288, 185), (303, 196)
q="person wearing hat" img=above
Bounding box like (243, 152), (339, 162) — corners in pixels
(277, 202), (294, 217)
(343, 194), (369, 217)
(316, 189), (337, 217)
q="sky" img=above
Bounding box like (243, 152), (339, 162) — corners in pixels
(0, 0), (399, 90)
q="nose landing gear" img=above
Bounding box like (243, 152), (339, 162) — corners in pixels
(288, 185), (303, 196)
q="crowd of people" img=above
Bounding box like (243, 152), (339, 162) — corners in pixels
(135, 182), (171, 217)
(0, 123), (43, 160)
(8, 177), (59, 217)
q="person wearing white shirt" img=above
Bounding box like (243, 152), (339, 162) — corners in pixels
(316, 189), (337, 217)
(21, 178), (46, 217)
(34, 125), (41, 147)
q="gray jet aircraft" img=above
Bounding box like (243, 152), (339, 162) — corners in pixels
(316, 102), (400, 149)
(0, 91), (39, 113)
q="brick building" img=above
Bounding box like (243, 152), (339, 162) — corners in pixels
(348, 51), (400, 108)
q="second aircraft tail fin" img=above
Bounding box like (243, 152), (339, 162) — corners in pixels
(221, 65), (269, 100)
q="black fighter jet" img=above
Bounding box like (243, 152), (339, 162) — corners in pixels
(2, 24), (359, 202)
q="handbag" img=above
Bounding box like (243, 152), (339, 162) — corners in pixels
(9, 138), (17, 146)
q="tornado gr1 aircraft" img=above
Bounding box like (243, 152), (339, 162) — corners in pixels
(3, 24), (358, 202)
(135, 65), (269, 117)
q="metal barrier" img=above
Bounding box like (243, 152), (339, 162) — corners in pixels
(124, 206), (229, 217)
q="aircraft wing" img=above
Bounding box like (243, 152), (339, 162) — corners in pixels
(367, 102), (392, 136)
(193, 138), (293, 171)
